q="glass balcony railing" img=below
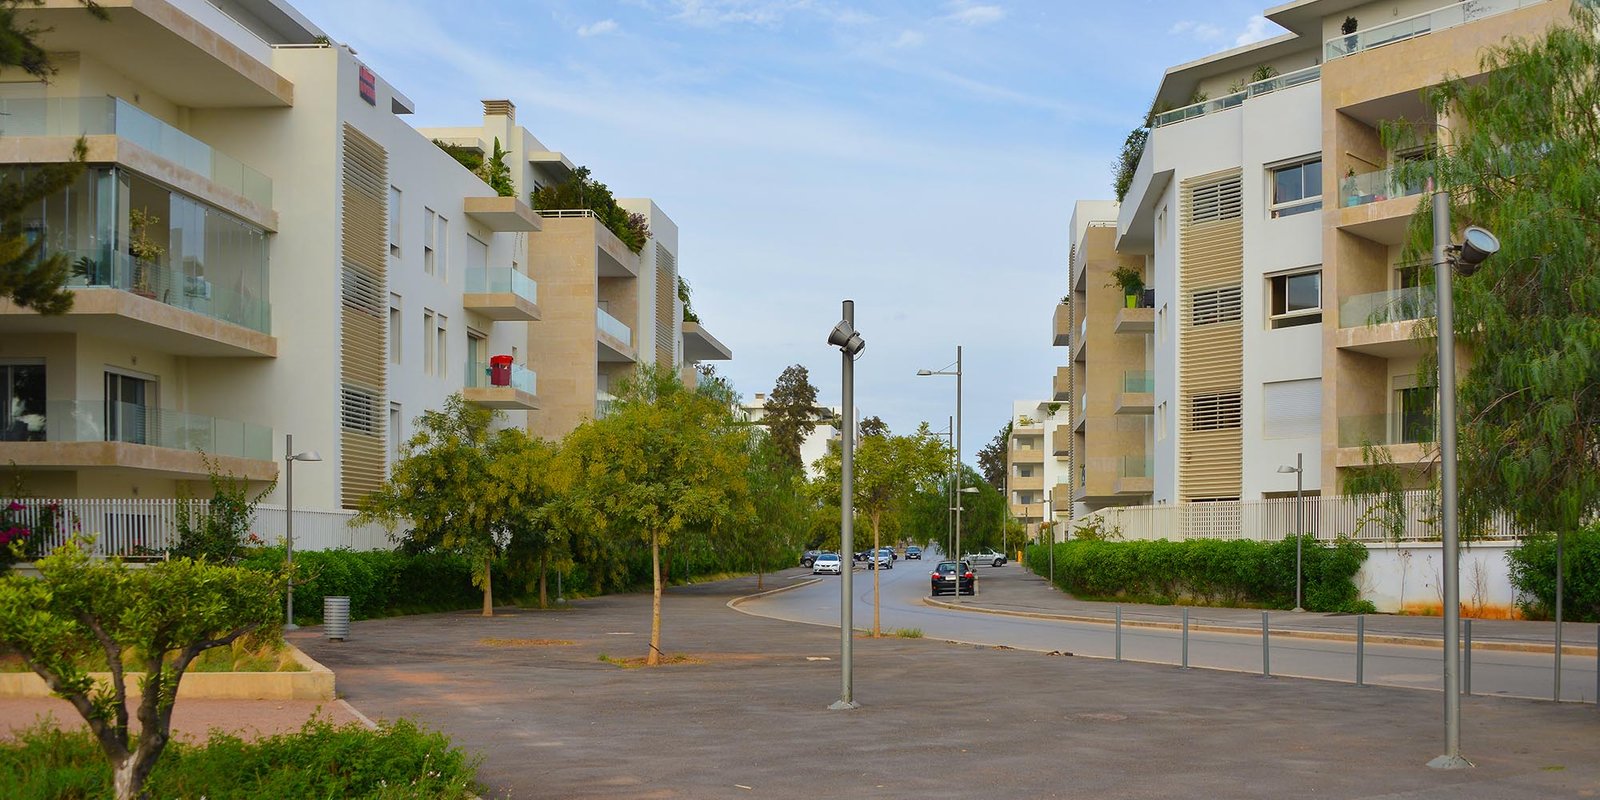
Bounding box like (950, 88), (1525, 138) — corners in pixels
(1325, 0), (1546, 61)
(1119, 455), (1153, 478)
(29, 400), (271, 460)
(1152, 91), (1245, 128)
(1339, 287), (1435, 328)
(1245, 65), (1321, 97)
(1122, 370), (1154, 393)
(465, 360), (537, 395)
(0, 96), (272, 207)
(464, 266), (537, 303)
(596, 391), (617, 418)
(597, 307), (632, 346)
(1337, 412), (1436, 448)
(1338, 165), (1429, 208)
(60, 248), (270, 333)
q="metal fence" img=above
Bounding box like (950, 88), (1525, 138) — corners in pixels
(1080, 490), (1528, 543)
(3, 497), (397, 559)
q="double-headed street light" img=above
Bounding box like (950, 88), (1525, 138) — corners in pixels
(283, 434), (322, 631)
(827, 301), (865, 711)
(918, 347), (964, 602)
(1276, 453), (1305, 613)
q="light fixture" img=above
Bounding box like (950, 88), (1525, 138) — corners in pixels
(1458, 226), (1500, 266)
(827, 320), (865, 356)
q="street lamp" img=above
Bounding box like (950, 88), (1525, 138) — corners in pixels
(918, 346), (964, 602)
(1428, 183), (1499, 769)
(827, 301), (865, 711)
(1277, 453), (1305, 612)
(283, 433), (321, 630)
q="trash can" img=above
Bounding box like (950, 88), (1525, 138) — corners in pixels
(489, 355), (514, 387)
(324, 596), (350, 641)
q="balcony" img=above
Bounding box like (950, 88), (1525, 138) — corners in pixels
(462, 360), (538, 410)
(1052, 302), (1072, 346)
(1337, 165), (1427, 210)
(536, 209), (638, 278)
(0, 96), (272, 210)
(1324, 0), (1546, 61)
(1052, 366), (1071, 402)
(596, 307), (636, 362)
(596, 391), (617, 419)
(0, 400), (274, 480)
(1072, 316), (1087, 363)
(1050, 481), (1072, 509)
(1114, 305), (1154, 335)
(1335, 412), (1434, 467)
(1050, 427), (1070, 457)
(1115, 371), (1154, 416)
(462, 196), (541, 232)
(1114, 455), (1154, 496)
(1151, 65), (1321, 129)
(1335, 287), (1434, 357)
(463, 266), (540, 321)
(682, 321), (733, 363)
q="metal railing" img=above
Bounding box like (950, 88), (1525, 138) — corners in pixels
(597, 307), (632, 345)
(534, 208), (600, 219)
(1325, 0), (1547, 60)
(1152, 65), (1322, 129)
(24, 400), (272, 460)
(2, 498), (395, 559)
(464, 266), (537, 304)
(1338, 165), (1428, 208)
(1339, 286), (1434, 327)
(1122, 370), (1154, 393)
(465, 360), (537, 395)
(59, 248), (271, 333)
(0, 96), (272, 207)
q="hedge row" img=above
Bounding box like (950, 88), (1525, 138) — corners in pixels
(1023, 536), (1374, 613)
(237, 547), (514, 624)
(1507, 526), (1600, 622)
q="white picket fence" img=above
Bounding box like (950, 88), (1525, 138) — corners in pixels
(1081, 490), (1528, 543)
(2, 498), (398, 559)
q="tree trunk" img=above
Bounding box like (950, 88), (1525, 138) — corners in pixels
(648, 532), (663, 666)
(539, 552), (549, 609)
(757, 562), (764, 591)
(482, 552), (494, 617)
(872, 514), (881, 637)
(112, 754), (139, 800)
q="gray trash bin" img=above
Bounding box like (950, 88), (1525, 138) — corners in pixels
(323, 596), (350, 641)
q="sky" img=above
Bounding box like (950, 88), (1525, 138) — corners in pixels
(295, 0), (1285, 462)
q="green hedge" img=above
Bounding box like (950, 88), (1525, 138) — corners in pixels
(0, 717), (479, 799)
(1024, 537), (1374, 613)
(1507, 526), (1600, 622)
(238, 547), (514, 625)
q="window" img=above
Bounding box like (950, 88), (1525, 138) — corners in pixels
(436, 216), (449, 280)
(1263, 379), (1321, 438)
(1393, 377), (1435, 444)
(435, 313), (449, 377)
(1017, 465), (1035, 478)
(1189, 391), (1242, 431)
(1269, 158), (1322, 217)
(423, 309), (436, 374)
(1, 363), (46, 442)
(388, 293), (402, 365)
(467, 330), (487, 381)
(388, 186), (402, 258)
(1191, 286), (1242, 325)
(1268, 269), (1321, 328)
(423, 208), (436, 275)
(388, 402), (402, 464)
(104, 371), (153, 445)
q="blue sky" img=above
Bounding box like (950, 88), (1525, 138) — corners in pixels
(296, 0), (1283, 461)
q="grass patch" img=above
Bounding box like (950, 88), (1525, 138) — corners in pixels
(0, 637), (304, 674)
(0, 716), (483, 799)
(477, 638), (574, 648)
(893, 628), (924, 639)
(597, 653), (702, 669)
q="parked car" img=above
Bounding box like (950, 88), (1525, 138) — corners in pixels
(905, 546), (923, 560)
(930, 560), (975, 596)
(866, 548), (894, 569)
(811, 553), (843, 575)
(800, 550), (821, 568)
(854, 550), (871, 562)
(962, 548), (1007, 567)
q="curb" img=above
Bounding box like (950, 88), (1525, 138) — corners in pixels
(920, 597), (1598, 657)
(726, 577), (823, 610)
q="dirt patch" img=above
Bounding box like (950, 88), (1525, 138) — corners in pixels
(597, 654), (705, 669)
(1398, 602), (1523, 620)
(477, 638), (575, 648)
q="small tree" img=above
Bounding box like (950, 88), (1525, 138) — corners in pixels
(737, 433), (808, 590)
(764, 364), (821, 470)
(171, 458), (274, 563)
(473, 137), (515, 197)
(0, 541), (281, 799)
(976, 420), (1011, 490)
(1112, 126), (1148, 202)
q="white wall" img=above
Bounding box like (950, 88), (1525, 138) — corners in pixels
(1357, 543), (1520, 615)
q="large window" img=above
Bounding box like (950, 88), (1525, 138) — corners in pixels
(105, 371), (153, 445)
(1, 363), (45, 442)
(1270, 158), (1322, 217)
(1269, 269), (1321, 328)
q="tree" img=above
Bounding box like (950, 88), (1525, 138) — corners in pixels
(736, 433), (808, 590)
(814, 421), (949, 635)
(473, 136), (515, 197)
(1112, 126), (1148, 201)
(171, 458), (275, 564)
(764, 364), (820, 469)
(480, 429), (567, 608)
(976, 420), (1011, 489)
(561, 365), (752, 665)
(0, 541), (281, 799)
(1386, 8), (1600, 539)
(858, 414), (889, 439)
(529, 165), (651, 253)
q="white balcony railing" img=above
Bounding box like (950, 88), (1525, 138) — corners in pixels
(16, 400), (272, 460)
(1324, 0), (1548, 61)
(597, 307), (632, 345)
(1151, 66), (1322, 129)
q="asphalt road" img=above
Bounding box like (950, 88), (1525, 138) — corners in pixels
(749, 550), (1599, 702)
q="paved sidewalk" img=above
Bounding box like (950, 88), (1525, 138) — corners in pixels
(0, 697), (363, 742)
(959, 563), (1596, 652)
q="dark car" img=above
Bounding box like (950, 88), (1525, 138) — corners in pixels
(905, 546), (923, 560)
(854, 550), (871, 562)
(930, 560), (975, 597)
(800, 550), (821, 568)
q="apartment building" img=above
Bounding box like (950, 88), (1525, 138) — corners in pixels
(740, 394), (841, 479)
(1077, 0), (1570, 519)
(421, 103), (731, 442)
(1005, 399), (1070, 536)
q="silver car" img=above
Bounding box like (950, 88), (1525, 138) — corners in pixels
(962, 549), (1007, 567)
(812, 553), (843, 575)
(866, 548), (894, 569)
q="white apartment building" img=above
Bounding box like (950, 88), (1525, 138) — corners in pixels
(740, 394), (840, 479)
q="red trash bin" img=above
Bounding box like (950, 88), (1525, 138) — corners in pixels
(489, 355), (513, 387)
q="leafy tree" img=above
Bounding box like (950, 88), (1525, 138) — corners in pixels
(1386, 8), (1600, 540)
(1112, 126), (1148, 201)
(480, 429), (568, 608)
(433, 139), (483, 173)
(858, 414), (889, 439)
(529, 165), (651, 253)
(0, 541), (281, 799)
(474, 137), (515, 197)
(561, 365), (752, 664)
(764, 364), (820, 470)
(814, 421), (949, 635)
(737, 434), (808, 589)
(678, 274), (699, 323)
(976, 420), (1011, 489)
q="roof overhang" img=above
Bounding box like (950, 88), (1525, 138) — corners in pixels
(681, 321), (732, 362)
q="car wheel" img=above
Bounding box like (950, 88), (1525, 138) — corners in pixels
(993, 559), (1003, 567)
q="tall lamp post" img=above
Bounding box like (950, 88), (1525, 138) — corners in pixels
(1277, 453), (1305, 612)
(918, 346), (964, 601)
(827, 301), (866, 711)
(1428, 186), (1500, 770)
(283, 434), (322, 630)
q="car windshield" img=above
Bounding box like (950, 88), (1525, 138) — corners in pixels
(819, 554), (838, 560)
(936, 561), (958, 572)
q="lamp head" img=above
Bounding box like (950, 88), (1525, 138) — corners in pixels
(291, 450), (323, 462)
(1458, 226), (1500, 268)
(916, 369), (933, 376)
(959, 486), (980, 494)
(827, 320), (866, 355)
(1276, 465), (1298, 474)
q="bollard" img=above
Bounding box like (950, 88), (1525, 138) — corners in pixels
(1262, 611), (1271, 678)
(1181, 607), (1190, 670)
(1463, 619), (1472, 697)
(1356, 615), (1365, 687)
(1115, 606), (1123, 662)
(323, 596), (351, 642)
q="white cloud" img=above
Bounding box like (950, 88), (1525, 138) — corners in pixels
(1168, 20), (1223, 41)
(944, 2), (1005, 27)
(1234, 16), (1274, 46)
(577, 19), (619, 37)
(891, 29), (925, 48)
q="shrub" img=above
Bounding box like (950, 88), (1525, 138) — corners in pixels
(171, 460), (273, 564)
(1507, 526), (1600, 622)
(238, 547), (514, 625)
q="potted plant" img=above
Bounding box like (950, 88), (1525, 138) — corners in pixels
(128, 208), (164, 299)
(1109, 265), (1144, 308)
(1342, 167), (1360, 207)
(1341, 16), (1358, 54)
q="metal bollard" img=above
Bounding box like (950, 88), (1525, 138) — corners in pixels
(1463, 619), (1472, 696)
(1356, 615), (1365, 687)
(1115, 606), (1123, 662)
(1181, 607), (1190, 670)
(1262, 611), (1271, 677)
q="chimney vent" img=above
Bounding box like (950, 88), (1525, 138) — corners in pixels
(482, 99), (515, 121)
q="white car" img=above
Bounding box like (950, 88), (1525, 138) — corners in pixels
(962, 549), (1007, 567)
(812, 553), (843, 575)
(867, 548), (894, 570)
